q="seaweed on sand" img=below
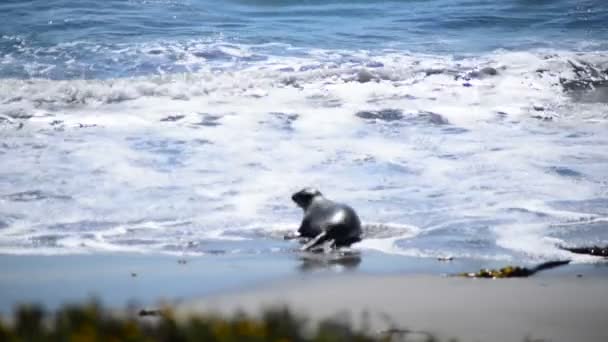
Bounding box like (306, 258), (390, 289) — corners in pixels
(456, 260), (571, 279)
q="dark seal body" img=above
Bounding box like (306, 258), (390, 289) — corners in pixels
(292, 188), (362, 249)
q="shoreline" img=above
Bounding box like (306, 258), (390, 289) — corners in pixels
(1, 251), (607, 341)
(1, 251), (606, 313)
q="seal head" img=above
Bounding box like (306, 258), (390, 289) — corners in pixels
(291, 187), (323, 210)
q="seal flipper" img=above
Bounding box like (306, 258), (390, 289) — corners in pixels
(301, 231), (328, 251)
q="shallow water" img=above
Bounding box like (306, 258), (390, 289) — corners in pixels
(1, 0), (607, 263)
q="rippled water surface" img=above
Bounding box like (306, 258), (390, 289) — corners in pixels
(1, 0), (607, 262)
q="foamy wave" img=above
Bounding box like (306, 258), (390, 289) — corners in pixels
(1, 48), (607, 261)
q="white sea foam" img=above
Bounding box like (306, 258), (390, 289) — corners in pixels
(1, 47), (607, 261)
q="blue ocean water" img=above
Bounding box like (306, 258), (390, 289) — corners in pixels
(1, 0), (607, 79)
(1, 0), (607, 262)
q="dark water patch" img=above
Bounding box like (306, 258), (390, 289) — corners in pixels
(441, 126), (468, 134)
(305, 94), (342, 108)
(550, 198), (608, 216)
(418, 111), (449, 125)
(365, 61), (384, 68)
(5, 109), (32, 120)
(47, 220), (117, 232)
(22, 142), (47, 149)
(455, 66), (500, 81)
(367, 93), (417, 104)
(193, 138), (212, 145)
(565, 132), (594, 139)
(298, 64), (322, 72)
(356, 109), (452, 127)
(225, 227), (291, 240)
(547, 166), (583, 178)
(423, 68), (446, 76)
(115, 238), (159, 246)
(437, 153), (459, 160)
(354, 68), (377, 83)
(77, 123), (98, 129)
(495, 111), (509, 119)
(549, 220), (608, 247)
(3, 190), (71, 202)
(244, 161), (270, 171)
(399, 220), (513, 257)
(193, 113), (222, 127)
(132, 138), (187, 155)
(362, 223), (412, 239)
(396, 233), (504, 256)
(30, 234), (68, 247)
(203, 249), (228, 255)
(160, 114), (185, 122)
(261, 112), (299, 131)
(385, 160), (416, 174)
(356, 109), (403, 121)
(504, 207), (551, 219)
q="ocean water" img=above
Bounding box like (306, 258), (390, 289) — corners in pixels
(1, 0), (607, 263)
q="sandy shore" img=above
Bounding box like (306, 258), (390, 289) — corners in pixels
(0, 250), (518, 313)
(178, 271), (608, 342)
(1, 252), (607, 341)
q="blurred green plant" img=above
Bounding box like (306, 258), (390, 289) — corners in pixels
(0, 302), (397, 342)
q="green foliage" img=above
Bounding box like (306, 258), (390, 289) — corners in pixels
(0, 302), (393, 342)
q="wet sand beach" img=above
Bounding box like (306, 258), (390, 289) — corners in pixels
(2, 251), (607, 341)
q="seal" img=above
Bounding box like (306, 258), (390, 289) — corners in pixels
(290, 188), (362, 251)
